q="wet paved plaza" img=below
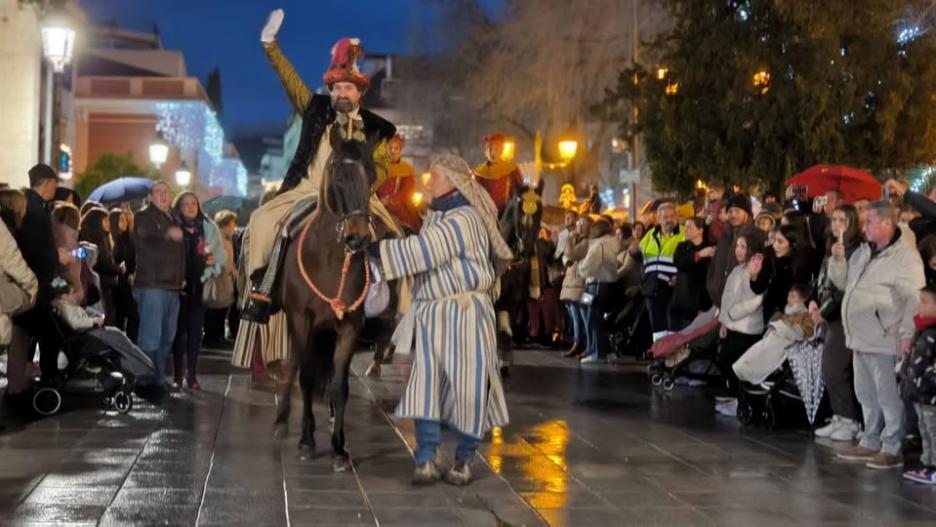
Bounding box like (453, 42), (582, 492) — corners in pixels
(1, 348), (935, 526)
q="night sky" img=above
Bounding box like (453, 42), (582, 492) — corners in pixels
(79, 0), (500, 133)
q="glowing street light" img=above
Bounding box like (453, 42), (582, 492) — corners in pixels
(558, 140), (578, 163)
(41, 8), (77, 73)
(174, 161), (192, 186)
(656, 67), (668, 80)
(665, 82), (680, 95)
(149, 131), (169, 168)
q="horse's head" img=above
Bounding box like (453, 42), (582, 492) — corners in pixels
(322, 128), (375, 253)
(499, 182), (543, 260)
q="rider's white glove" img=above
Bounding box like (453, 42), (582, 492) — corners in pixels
(260, 9), (285, 44)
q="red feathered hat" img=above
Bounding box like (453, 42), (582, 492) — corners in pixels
(483, 133), (511, 144)
(322, 37), (370, 90)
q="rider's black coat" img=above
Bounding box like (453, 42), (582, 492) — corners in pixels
(279, 94), (396, 194)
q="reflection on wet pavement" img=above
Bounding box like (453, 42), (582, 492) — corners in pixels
(1, 348), (935, 526)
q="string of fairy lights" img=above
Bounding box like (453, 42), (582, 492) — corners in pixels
(154, 101), (246, 195)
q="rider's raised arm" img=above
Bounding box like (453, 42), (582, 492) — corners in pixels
(260, 9), (312, 113)
(262, 42), (312, 114)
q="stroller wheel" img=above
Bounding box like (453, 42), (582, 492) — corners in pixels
(33, 386), (62, 416)
(113, 390), (133, 414)
(650, 373), (663, 386)
(762, 404), (776, 429)
(736, 400), (754, 425)
(662, 377), (676, 391)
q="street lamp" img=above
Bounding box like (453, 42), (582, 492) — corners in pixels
(174, 161), (192, 187)
(656, 67), (668, 80)
(534, 130), (579, 172)
(558, 140), (578, 164)
(40, 9), (77, 73)
(149, 131), (169, 169)
(39, 6), (77, 165)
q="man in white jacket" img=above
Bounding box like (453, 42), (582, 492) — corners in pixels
(830, 200), (924, 470)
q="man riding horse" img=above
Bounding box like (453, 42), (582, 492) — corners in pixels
(242, 9), (398, 323)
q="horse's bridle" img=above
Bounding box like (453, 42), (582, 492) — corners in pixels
(322, 157), (374, 250)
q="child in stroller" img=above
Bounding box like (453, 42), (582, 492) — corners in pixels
(28, 278), (155, 416)
(647, 308), (722, 391)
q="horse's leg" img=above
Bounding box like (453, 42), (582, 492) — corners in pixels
(329, 323), (356, 472)
(365, 318), (394, 377)
(296, 355), (316, 459)
(273, 356), (297, 439)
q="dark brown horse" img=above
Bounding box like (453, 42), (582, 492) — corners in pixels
(273, 132), (375, 472)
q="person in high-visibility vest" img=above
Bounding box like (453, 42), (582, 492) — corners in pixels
(630, 201), (685, 340)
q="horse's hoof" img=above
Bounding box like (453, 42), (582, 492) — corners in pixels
(297, 443), (315, 460)
(273, 423), (289, 440)
(332, 453), (352, 473)
(364, 362), (381, 377)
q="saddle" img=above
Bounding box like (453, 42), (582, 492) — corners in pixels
(278, 194), (404, 241)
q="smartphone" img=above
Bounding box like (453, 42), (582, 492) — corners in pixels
(883, 185), (890, 201)
(71, 247), (87, 260)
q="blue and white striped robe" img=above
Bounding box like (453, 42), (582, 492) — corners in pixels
(378, 204), (509, 439)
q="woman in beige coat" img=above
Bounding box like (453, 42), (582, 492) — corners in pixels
(559, 216), (593, 358)
(0, 189), (39, 393)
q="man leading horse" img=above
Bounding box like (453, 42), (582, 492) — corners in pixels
(242, 9), (397, 323)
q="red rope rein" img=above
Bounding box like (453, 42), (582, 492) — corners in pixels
(295, 208), (371, 320)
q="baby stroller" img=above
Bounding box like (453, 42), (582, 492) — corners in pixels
(30, 316), (154, 416)
(606, 287), (652, 358)
(647, 309), (722, 391)
(736, 333), (830, 429)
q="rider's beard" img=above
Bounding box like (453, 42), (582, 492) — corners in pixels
(332, 96), (357, 114)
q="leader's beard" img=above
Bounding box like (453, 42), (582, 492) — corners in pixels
(331, 96), (358, 114)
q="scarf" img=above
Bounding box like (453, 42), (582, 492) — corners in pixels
(913, 315), (936, 332)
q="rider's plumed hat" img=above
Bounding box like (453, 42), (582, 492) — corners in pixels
(323, 37), (370, 90)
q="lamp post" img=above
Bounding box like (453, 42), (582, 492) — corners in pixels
(174, 161), (192, 187)
(39, 6), (77, 165)
(149, 131), (169, 169)
(533, 130), (578, 173)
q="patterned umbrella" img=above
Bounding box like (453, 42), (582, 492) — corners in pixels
(786, 332), (826, 424)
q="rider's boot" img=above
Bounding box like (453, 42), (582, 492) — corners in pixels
(242, 269), (276, 323)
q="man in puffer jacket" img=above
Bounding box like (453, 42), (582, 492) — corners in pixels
(830, 200), (925, 470)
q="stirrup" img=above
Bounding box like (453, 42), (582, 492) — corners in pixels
(242, 292), (274, 323)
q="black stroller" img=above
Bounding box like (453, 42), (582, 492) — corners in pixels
(30, 316), (155, 416)
(736, 328), (830, 429)
(606, 288), (653, 358)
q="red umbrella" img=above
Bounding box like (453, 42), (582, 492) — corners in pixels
(787, 165), (882, 203)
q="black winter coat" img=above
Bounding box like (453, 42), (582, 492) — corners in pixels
(670, 240), (712, 317)
(16, 190), (58, 304)
(900, 325), (936, 406)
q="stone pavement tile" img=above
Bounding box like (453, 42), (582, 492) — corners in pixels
(364, 489), (451, 509)
(815, 491), (936, 523)
(198, 491), (287, 525)
(373, 507), (464, 526)
(287, 490), (368, 509)
(535, 506), (626, 527)
(20, 486), (115, 507)
(287, 507), (376, 525)
(599, 489), (690, 508)
(109, 487), (203, 509)
(0, 503), (108, 524)
(122, 469), (205, 489)
(516, 487), (611, 510)
(35, 468), (130, 488)
(285, 474), (362, 491)
(98, 505), (197, 527)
